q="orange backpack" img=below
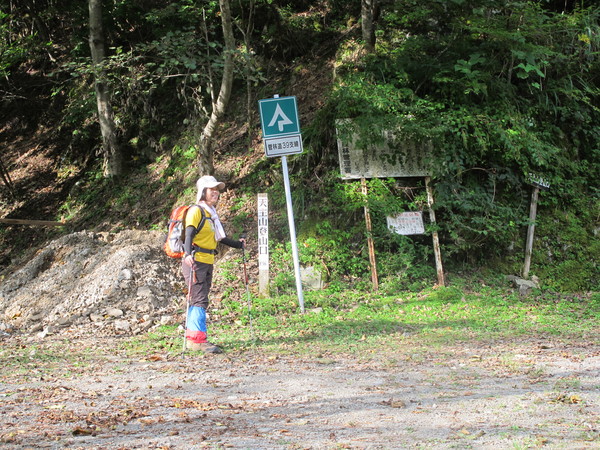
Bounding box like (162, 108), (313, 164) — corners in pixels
(163, 205), (207, 258)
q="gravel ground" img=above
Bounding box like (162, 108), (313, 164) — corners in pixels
(1, 335), (599, 449)
(1, 231), (599, 448)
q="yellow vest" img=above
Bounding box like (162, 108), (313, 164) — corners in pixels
(185, 205), (217, 264)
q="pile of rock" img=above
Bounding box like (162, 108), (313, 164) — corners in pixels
(0, 230), (184, 339)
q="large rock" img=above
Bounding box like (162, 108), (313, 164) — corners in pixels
(506, 275), (540, 297)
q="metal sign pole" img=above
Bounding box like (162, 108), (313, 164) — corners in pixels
(281, 155), (305, 312)
(258, 93), (304, 312)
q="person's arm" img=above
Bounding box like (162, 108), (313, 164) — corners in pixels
(220, 236), (244, 249)
(183, 226), (196, 265)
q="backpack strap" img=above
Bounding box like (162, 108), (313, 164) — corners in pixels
(185, 205), (215, 256)
(185, 204), (207, 235)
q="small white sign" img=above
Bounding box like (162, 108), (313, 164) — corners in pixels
(387, 211), (425, 235)
(257, 193), (270, 296)
(263, 134), (303, 157)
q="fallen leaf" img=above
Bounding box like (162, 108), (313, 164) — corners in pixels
(71, 426), (94, 436)
(381, 398), (406, 408)
(46, 404), (66, 410)
(551, 393), (583, 404)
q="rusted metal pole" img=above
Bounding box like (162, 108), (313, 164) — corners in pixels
(425, 176), (445, 286)
(361, 177), (379, 291)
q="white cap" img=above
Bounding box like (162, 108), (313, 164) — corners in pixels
(196, 175), (225, 202)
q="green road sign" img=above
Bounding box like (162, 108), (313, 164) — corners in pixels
(258, 96), (300, 138)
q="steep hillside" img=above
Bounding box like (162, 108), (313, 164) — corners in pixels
(2, 1), (598, 294)
(0, 40), (338, 277)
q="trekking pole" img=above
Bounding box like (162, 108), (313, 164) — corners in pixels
(240, 233), (255, 340)
(182, 260), (194, 356)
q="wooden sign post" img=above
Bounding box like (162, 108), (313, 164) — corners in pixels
(522, 174), (550, 279)
(361, 178), (379, 290)
(425, 176), (445, 286)
(257, 193), (270, 296)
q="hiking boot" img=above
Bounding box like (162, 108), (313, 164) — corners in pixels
(186, 340), (223, 354)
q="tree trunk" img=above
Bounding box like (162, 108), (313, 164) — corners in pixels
(240, 0), (255, 135)
(197, 0), (235, 175)
(88, 0), (121, 178)
(235, 0), (256, 151)
(361, 0), (376, 52)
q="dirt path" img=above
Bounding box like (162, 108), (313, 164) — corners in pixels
(1, 335), (599, 449)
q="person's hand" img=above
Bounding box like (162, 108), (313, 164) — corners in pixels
(184, 254), (195, 266)
(239, 238), (246, 248)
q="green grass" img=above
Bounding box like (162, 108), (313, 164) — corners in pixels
(121, 283), (600, 357)
(3, 283), (597, 370)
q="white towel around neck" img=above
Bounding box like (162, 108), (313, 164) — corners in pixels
(199, 201), (226, 241)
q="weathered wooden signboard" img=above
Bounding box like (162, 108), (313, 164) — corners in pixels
(336, 123), (432, 179)
(336, 120), (444, 287)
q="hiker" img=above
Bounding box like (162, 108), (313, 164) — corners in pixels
(182, 175), (245, 353)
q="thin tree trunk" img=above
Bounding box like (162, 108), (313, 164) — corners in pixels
(236, 0), (256, 151)
(243, 0), (255, 136)
(361, 0), (376, 52)
(88, 0), (121, 178)
(197, 0), (235, 175)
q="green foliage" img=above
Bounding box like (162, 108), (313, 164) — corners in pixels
(249, 0), (336, 59)
(0, 11), (34, 79)
(40, 0), (262, 167)
(218, 259), (241, 302)
(299, 220), (368, 280)
(328, 0), (599, 285)
(269, 242), (298, 295)
(534, 204), (600, 291)
(1, 0), (598, 294)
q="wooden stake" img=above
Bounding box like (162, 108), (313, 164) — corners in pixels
(425, 176), (445, 286)
(522, 186), (540, 279)
(361, 177), (379, 290)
